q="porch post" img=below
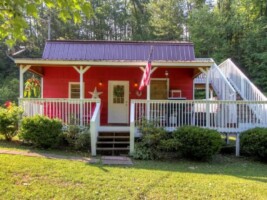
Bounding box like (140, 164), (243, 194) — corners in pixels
(41, 77), (44, 98)
(146, 84), (150, 120)
(236, 132), (240, 156)
(19, 65), (31, 98)
(73, 66), (90, 126)
(130, 101), (135, 155)
(206, 69), (210, 127)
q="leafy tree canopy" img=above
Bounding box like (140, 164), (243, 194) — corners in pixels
(0, 0), (93, 47)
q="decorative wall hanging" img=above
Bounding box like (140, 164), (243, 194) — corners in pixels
(89, 87), (103, 99)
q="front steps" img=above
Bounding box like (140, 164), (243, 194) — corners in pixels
(96, 132), (130, 155)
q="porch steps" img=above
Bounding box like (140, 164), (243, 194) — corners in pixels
(96, 132), (130, 156)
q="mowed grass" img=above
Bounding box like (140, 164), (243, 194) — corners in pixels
(0, 151), (267, 200)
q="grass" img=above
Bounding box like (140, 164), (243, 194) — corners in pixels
(0, 140), (267, 199)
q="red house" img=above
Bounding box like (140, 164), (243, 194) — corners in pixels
(15, 40), (267, 156)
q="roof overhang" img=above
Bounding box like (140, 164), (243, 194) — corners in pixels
(15, 58), (214, 68)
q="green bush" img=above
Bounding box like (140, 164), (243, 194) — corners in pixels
(0, 103), (23, 141)
(74, 131), (91, 151)
(173, 126), (222, 160)
(240, 128), (267, 161)
(19, 115), (63, 148)
(133, 120), (180, 160)
(62, 125), (91, 151)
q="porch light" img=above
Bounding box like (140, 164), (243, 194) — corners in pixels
(165, 70), (169, 77)
(134, 81), (138, 87)
(98, 81), (103, 86)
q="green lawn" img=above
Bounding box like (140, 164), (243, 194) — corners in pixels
(0, 141), (267, 199)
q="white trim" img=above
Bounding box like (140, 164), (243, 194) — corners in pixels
(19, 65), (31, 98)
(68, 82), (85, 99)
(15, 59), (214, 68)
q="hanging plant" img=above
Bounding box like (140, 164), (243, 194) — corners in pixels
(24, 76), (41, 98)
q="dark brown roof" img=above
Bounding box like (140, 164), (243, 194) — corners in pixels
(42, 40), (195, 61)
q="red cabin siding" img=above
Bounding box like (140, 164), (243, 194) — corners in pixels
(43, 66), (194, 125)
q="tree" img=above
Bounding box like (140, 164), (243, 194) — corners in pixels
(0, 0), (93, 47)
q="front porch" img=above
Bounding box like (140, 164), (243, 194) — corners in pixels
(20, 98), (267, 156)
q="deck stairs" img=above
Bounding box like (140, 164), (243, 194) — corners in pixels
(96, 132), (130, 155)
(194, 58), (267, 126)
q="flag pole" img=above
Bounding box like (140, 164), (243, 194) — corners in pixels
(146, 46), (154, 120)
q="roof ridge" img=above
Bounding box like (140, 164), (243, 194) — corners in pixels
(45, 40), (193, 45)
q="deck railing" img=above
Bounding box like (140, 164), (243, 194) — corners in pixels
(131, 99), (267, 133)
(219, 59), (267, 123)
(19, 98), (100, 126)
(219, 59), (267, 101)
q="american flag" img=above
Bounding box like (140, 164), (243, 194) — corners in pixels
(138, 46), (153, 91)
(138, 60), (151, 91)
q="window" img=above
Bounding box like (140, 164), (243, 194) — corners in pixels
(69, 82), (84, 98)
(150, 79), (168, 100)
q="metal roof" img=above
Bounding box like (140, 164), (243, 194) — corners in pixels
(42, 40), (195, 61)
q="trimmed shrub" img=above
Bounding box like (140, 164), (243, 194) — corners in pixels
(240, 127), (267, 161)
(133, 120), (180, 160)
(74, 131), (91, 151)
(62, 125), (91, 151)
(0, 103), (23, 141)
(19, 115), (63, 148)
(173, 126), (222, 160)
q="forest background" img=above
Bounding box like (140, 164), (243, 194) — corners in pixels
(0, 0), (266, 104)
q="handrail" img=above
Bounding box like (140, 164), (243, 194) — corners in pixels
(131, 99), (267, 133)
(90, 102), (101, 156)
(19, 98), (101, 103)
(194, 59), (236, 101)
(219, 59), (267, 101)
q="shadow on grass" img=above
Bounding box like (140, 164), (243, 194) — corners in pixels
(1, 138), (266, 185)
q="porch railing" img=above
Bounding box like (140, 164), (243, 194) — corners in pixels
(19, 98), (100, 126)
(219, 59), (267, 101)
(131, 99), (267, 133)
(219, 59), (267, 123)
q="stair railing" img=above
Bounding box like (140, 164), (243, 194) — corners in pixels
(219, 59), (267, 101)
(219, 59), (267, 123)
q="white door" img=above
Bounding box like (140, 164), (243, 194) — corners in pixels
(108, 81), (129, 123)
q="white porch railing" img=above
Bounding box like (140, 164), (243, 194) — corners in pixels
(219, 59), (267, 123)
(209, 62), (236, 101)
(219, 59), (267, 101)
(90, 102), (101, 156)
(194, 61), (236, 101)
(131, 99), (267, 133)
(19, 98), (100, 126)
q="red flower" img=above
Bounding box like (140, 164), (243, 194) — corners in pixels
(4, 101), (12, 108)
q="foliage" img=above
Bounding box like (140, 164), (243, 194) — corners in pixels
(240, 127), (267, 161)
(0, 102), (23, 140)
(62, 125), (91, 151)
(173, 126), (222, 160)
(24, 76), (41, 98)
(0, 0), (93, 47)
(0, 78), (19, 105)
(133, 120), (180, 160)
(74, 131), (91, 151)
(19, 115), (62, 148)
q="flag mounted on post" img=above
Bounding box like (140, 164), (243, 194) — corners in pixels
(139, 46), (154, 91)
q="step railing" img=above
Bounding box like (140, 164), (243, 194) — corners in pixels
(219, 59), (267, 122)
(194, 61), (236, 101)
(19, 98), (100, 126)
(219, 59), (267, 101)
(90, 101), (101, 156)
(131, 99), (267, 133)
(209, 62), (237, 101)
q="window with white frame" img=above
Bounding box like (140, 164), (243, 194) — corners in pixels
(69, 82), (84, 98)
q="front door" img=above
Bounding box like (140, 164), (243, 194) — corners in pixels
(108, 81), (129, 123)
